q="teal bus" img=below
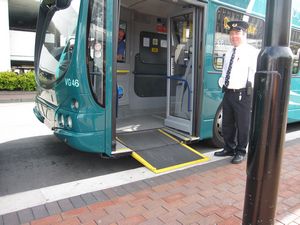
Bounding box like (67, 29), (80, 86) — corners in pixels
(33, 0), (300, 172)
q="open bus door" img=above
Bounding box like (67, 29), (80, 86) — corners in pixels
(164, 4), (204, 141)
(114, 1), (208, 173)
(165, 9), (196, 135)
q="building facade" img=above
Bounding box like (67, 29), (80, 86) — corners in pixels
(0, 0), (38, 72)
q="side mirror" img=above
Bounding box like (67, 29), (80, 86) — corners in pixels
(292, 49), (300, 74)
(41, 0), (71, 9)
(42, 0), (56, 7)
(55, 0), (71, 9)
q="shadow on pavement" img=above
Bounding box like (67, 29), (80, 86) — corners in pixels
(0, 135), (140, 196)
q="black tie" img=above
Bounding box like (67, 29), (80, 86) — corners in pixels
(224, 47), (236, 87)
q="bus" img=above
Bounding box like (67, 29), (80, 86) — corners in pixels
(33, 0), (300, 173)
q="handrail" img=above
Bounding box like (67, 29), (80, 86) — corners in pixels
(115, 74), (192, 116)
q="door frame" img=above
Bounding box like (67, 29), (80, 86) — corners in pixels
(192, 5), (205, 137)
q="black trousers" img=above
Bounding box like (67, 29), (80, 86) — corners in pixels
(222, 90), (252, 155)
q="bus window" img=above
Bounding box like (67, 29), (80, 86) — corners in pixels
(38, 0), (80, 88)
(213, 8), (264, 70)
(87, 0), (106, 106)
(290, 29), (300, 74)
(117, 22), (127, 63)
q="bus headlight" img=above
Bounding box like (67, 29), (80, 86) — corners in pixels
(71, 99), (79, 110)
(66, 116), (72, 129)
(58, 114), (65, 127)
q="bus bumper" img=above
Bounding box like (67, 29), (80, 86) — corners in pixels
(54, 129), (107, 154)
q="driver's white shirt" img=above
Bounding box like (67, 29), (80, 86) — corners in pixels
(218, 43), (259, 89)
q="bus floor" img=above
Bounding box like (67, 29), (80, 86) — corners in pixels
(116, 108), (165, 133)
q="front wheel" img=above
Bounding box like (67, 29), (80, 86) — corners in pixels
(211, 104), (224, 148)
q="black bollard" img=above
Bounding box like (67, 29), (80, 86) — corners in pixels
(242, 0), (293, 224)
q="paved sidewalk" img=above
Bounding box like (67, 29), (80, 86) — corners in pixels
(1, 139), (299, 225)
(0, 91), (36, 103)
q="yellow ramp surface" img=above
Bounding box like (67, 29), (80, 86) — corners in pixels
(117, 129), (209, 173)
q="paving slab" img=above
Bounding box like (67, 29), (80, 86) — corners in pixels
(1, 139), (299, 225)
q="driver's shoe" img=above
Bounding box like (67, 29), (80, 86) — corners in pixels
(214, 149), (235, 157)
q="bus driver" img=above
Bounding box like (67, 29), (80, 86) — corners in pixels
(214, 20), (259, 164)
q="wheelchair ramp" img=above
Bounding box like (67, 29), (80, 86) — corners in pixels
(117, 129), (209, 174)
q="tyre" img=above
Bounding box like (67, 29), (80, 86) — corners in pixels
(211, 104), (224, 148)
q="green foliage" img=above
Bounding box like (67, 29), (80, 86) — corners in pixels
(0, 71), (36, 91)
(0, 72), (17, 90)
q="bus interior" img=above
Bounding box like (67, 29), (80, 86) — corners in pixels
(115, 0), (203, 143)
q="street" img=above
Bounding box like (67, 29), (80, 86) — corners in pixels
(0, 102), (299, 215)
(0, 102), (141, 197)
(0, 102), (219, 196)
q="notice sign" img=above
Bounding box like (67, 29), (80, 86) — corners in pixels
(143, 37), (150, 47)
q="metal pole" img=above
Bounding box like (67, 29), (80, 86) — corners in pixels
(242, 0), (293, 224)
